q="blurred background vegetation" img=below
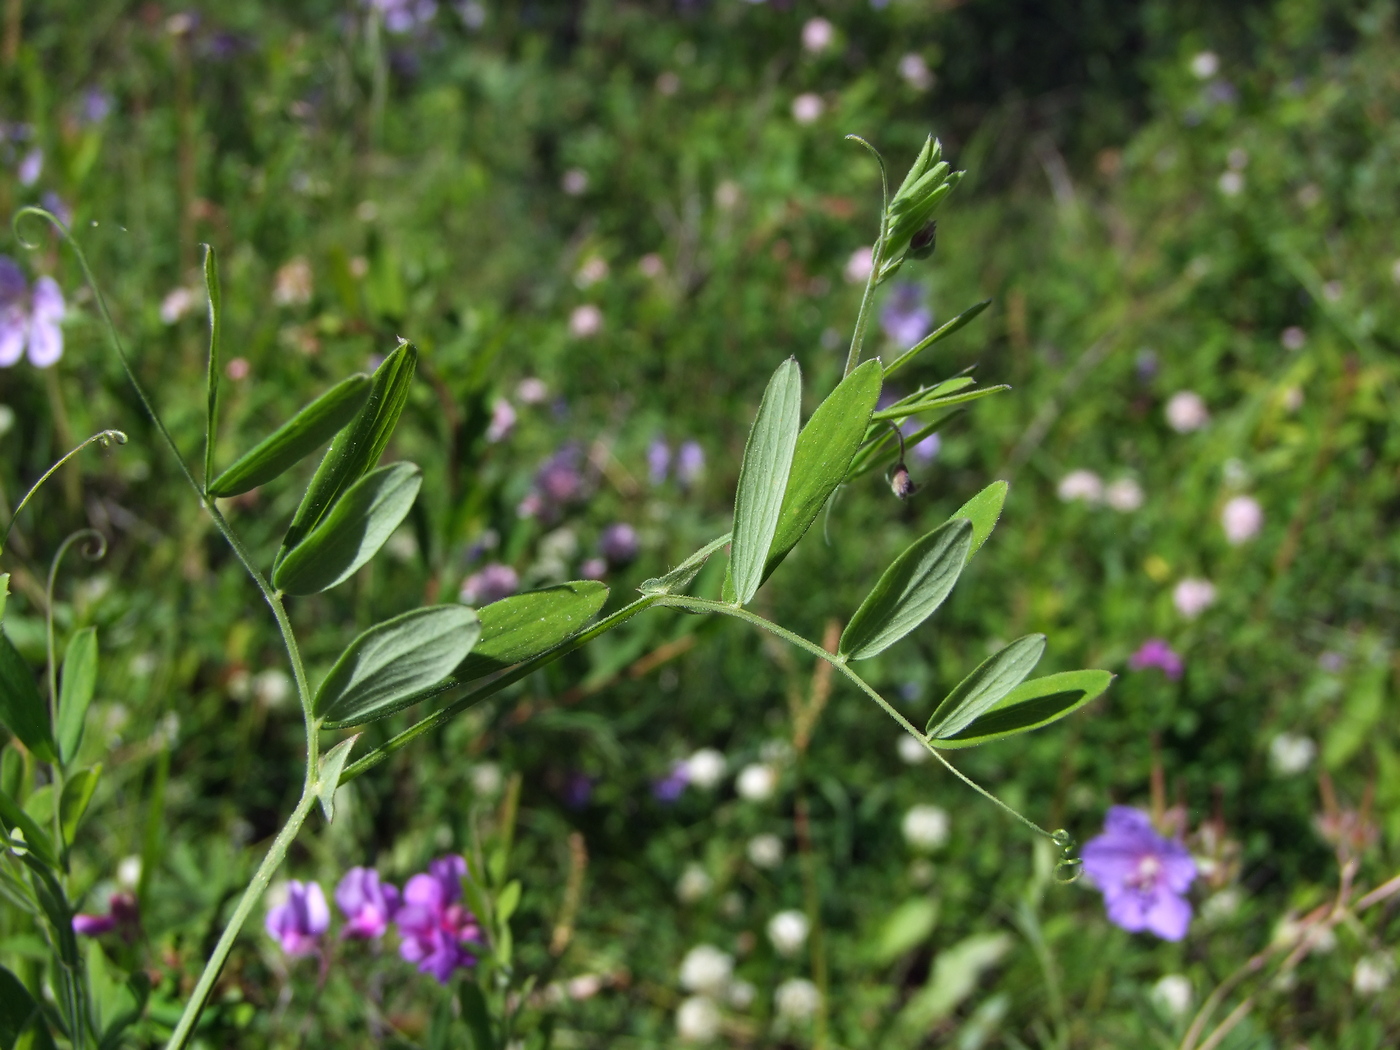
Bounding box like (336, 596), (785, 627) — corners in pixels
(2, 0), (1398, 1046)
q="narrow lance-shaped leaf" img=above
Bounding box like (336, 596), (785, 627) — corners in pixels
(763, 359), (882, 582)
(0, 964), (57, 1050)
(935, 670), (1113, 749)
(926, 634), (1046, 739)
(59, 765), (101, 846)
(207, 374), (372, 497)
(0, 629), (57, 763)
(839, 518), (973, 660)
(947, 481), (1008, 562)
(883, 299), (992, 379)
(277, 340), (417, 568)
(729, 357), (802, 606)
(0, 786), (56, 868)
(457, 581), (609, 681)
(316, 606), (481, 728)
(272, 461), (422, 595)
(202, 244), (222, 489)
(640, 533), (730, 596)
(56, 627), (97, 765)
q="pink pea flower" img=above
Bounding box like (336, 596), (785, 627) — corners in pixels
(1082, 806), (1197, 941)
(73, 891), (138, 940)
(395, 855), (481, 983)
(0, 257), (64, 369)
(265, 880), (330, 957)
(335, 867), (401, 939)
(1128, 639), (1183, 680)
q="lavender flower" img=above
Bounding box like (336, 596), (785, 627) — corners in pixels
(580, 556), (607, 580)
(879, 283), (932, 348)
(647, 438), (671, 485)
(599, 523), (639, 566)
(40, 192), (71, 228)
(265, 880), (330, 957)
(535, 446), (585, 510)
(1081, 807), (1197, 941)
(562, 771), (594, 809)
(369, 0), (438, 33)
(0, 257), (64, 368)
(485, 397), (516, 443)
(81, 88), (113, 124)
(395, 855), (481, 983)
(17, 148), (42, 187)
(73, 892), (138, 940)
(1128, 639), (1183, 680)
(335, 867), (401, 939)
(460, 563), (519, 606)
(676, 441), (705, 487)
(652, 761), (689, 803)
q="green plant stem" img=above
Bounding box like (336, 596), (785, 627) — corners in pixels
(164, 789), (318, 1050)
(655, 595), (1053, 841)
(843, 135), (890, 378)
(1, 430), (127, 553)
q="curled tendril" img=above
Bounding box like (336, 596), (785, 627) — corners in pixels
(1, 429), (128, 554)
(1051, 828), (1082, 883)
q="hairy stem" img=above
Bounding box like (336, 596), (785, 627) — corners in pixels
(843, 135), (890, 377)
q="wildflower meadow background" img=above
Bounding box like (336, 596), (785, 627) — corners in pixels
(2, 1), (1399, 1047)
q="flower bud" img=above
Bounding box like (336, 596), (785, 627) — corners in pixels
(890, 464), (917, 500)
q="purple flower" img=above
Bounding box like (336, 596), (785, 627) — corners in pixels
(335, 867), (401, 939)
(879, 283), (932, 348)
(395, 855), (481, 983)
(580, 556), (607, 580)
(80, 89), (113, 124)
(265, 880), (330, 957)
(460, 563), (519, 605)
(485, 397), (516, 443)
(1082, 807), (1197, 941)
(599, 523), (639, 566)
(647, 438), (671, 485)
(562, 771), (594, 809)
(40, 192), (71, 228)
(676, 441), (705, 487)
(1128, 639), (1183, 681)
(652, 761), (689, 803)
(73, 892), (138, 940)
(0, 257), (64, 368)
(17, 148), (42, 187)
(369, 0), (439, 33)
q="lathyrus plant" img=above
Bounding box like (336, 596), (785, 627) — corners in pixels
(0, 135), (1111, 1048)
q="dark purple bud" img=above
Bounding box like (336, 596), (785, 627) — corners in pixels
(908, 220), (937, 260)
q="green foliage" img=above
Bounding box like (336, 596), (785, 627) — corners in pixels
(55, 627), (96, 766)
(457, 581), (610, 681)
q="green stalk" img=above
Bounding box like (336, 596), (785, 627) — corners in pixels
(843, 136), (890, 378)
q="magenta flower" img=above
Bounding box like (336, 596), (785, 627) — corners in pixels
(395, 855), (481, 983)
(73, 891), (138, 940)
(1128, 639), (1183, 680)
(335, 867), (401, 939)
(1081, 807), (1197, 941)
(0, 257), (64, 368)
(265, 880), (330, 957)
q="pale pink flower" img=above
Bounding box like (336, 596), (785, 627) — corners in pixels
(1221, 495), (1262, 544)
(1165, 391), (1209, 433)
(1173, 578), (1217, 619)
(1057, 469), (1104, 504)
(791, 93), (824, 124)
(801, 17), (834, 53)
(843, 246), (873, 284)
(569, 304), (603, 338)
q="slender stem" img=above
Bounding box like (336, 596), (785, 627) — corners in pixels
(843, 136), (890, 377)
(163, 789), (318, 1050)
(1, 430), (127, 552)
(653, 596), (1053, 840)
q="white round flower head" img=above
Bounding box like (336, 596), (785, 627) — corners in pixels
(252, 668), (292, 708)
(746, 833), (784, 869)
(767, 910), (810, 957)
(677, 863), (713, 904)
(1353, 953), (1394, 996)
(1221, 495), (1263, 544)
(568, 974), (603, 1000)
(897, 734), (930, 765)
(1190, 51), (1220, 78)
(898, 53), (934, 90)
(679, 945), (733, 996)
(569, 304), (603, 338)
(727, 979), (756, 1010)
(774, 977), (820, 1021)
(117, 855), (142, 890)
(1217, 171), (1244, 197)
(1056, 469), (1104, 504)
(1268, 732), (1316, 776)
(844, 246), (874, 284)
(516, 377), (548, 404)
(1280, 325), (1306, 351)
(1322, 280), (1343, 303)
(1165, 391), (1209, 433)
(638, 252), (666, 278)
(470, 762), (504, 798)
(902, 804), (950, 852)
(1105, 478), (1145, 512)
(1150, 974), (1193, 1018)
(801, 17), (834, 53)
(675, 995), (722, 1043)
(561, 168), (588, 196)
(1173, 577), (1217, 619)
(791, 92), (824, 125)
(685, 748), (727, 790)
(574, 256), (609, 288)
(736, 763), (777, 802)
(714, 179), (742, 210)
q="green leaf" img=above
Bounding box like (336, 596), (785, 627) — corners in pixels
(839, 519), (973, 661)
(948, 481), (1008, 562)
(0, 630), (56, 764)
(208, 374), (372, 497)
(869, 384), (1007, 422)
(457, 581), (609, 681)
(56, 628), (97, 765)
(272, 461), (422, 595)
(640, 534), (730, 596)
(0, 964), (56, 1050)
(0, 574), (9, 622)
(202, 244), (223, 489)
(316, 606), (481, 728)
(935, 670), (1113, 748)
(457, 981), (496, 1050)
(764, 359), (882, 582)
(883, 300), (991, 380)
(277, 341), (417, 567)
(496, 879), (522, 926)
(927, 634), (1046, 739)
(59, 765), (100, 846)
(315, 736), (359, 821)
(870, 897), (939, 966)
(729, 358), (802, 606)
(0, 788), (56, 868)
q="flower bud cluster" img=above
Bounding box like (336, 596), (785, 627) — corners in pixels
(878, 136), (963, 283)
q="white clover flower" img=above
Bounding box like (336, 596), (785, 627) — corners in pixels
(1173, 578), (1217, 619)
(1218, 171), (1245, 197)
(736, 763), (777, 802)
(767, 910), (810, 957)
(252, 669), (292, 708)
(1190, 51), (1220, 79)
(774, 977), (820, 1021)
(675, 995), (722, 1042)
(568, 974), (603, 1000)
(1221, 495), (1263, 544)
(1105, 478), (1144, 512)
(801, 17), (834, 53)
(898, 53), (934, 90)
(679, 945), (733, 996)
(117, 855), (142, 889)
(1150, 974), (1193, 1018)
(791, 92), (824, 124)
(1280, 326), (1306, 351)
(902, 804), (950, 852)
(1353, 953), (1394, 996)
(677, 863), (713, 903)
(568, 304), (603, 338)
(685, 748), (727, 790)
(560, 168), (588, 196)
(1269, 733), (1316, 776)
(844, 246), (873, 284)
(746, 833), (784, 869)
(1165, 391), (1209, 432)
(159, 287), (198, 325)
(727, 979), (756, 1010)
(1057, 469), (1104, 504)
(897, 734), (930, 765)
(516, 377), (548, 404)
(470, 762), (504, 798)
